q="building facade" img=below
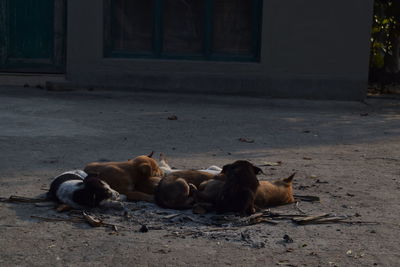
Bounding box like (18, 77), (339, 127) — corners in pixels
(0, 0), (374, 100)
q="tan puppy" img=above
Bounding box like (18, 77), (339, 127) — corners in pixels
(154, 154), (225, 209)
(84, 152), (163, 202)
(155, 170), (222, 209)
(254, 173), (296, 208)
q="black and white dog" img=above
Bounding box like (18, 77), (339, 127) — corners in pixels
(47, 170), (125, 209)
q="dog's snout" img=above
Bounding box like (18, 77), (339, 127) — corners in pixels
(110, 189), (120, 200)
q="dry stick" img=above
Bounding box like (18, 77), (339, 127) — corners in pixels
(263, 211), (310, 218)
(238, 213), (279, 226)
(0, 197), (10, 202)
(203, 227), (240, 232)
(80, 212), (125, 228)
(31, 215), (84, 223)
(31, 214), (124, 229)
(163, 213), (181, 219)
(248, 218), (278, 225)
(291, 213), (331, 224)
(365, 157), (400, 162)
(294, 216), (348, 225)
(293, 195), (320, 202)
(0, 195), (49, 203)
(293, 216), (380, 225)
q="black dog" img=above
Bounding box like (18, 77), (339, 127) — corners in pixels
(215, 161), (261, 215)
(47, 170), (123, 209)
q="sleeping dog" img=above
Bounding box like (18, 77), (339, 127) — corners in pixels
(47, 170), (124, 209)
(196, 172), (296, 212)
(215, 160), (261, 215)
(154, 154), (225, 209)
(84, 152), (163, 202)
(254, 173), (296, 208)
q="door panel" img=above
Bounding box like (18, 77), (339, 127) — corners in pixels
(0, 0), (65, 73)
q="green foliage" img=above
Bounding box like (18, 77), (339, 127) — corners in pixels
(370, 0), (399, 69)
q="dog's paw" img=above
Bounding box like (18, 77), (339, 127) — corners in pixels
(188, 183), (198, 196)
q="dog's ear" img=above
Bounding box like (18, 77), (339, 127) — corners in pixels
(147, 151), (154, 158)
(138, 163), (152, 177)
(253, 166), (264, 175)
(283, 173), (296, 183)
(221, 164), (229, 174)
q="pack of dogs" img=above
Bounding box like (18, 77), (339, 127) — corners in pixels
(47, 152), (295, 215)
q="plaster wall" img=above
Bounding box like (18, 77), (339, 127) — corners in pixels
(66, 0), (374, 100)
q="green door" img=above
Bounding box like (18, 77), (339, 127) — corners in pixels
(0, 0), (66, 73)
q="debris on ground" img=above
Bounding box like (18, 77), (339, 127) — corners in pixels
(260, 161), (282, 166)
(238, 137), (255, 143)
(167, 115), (178, 120)
(0, 193), (378, 248)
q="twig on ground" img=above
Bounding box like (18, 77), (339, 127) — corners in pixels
(262, 210), (309, 219)
(163, 213), (181, 219)
(31, 213), (124, 230)
(293, 195), (320, 202)
(203, 227), (240, 232)
(291, 213), (330, 224)
(365, 157), (400, 162)
(1, 195), (48, 203)
(292, 214), (380, 225)
(247, 217), (278, 225)
(31, 215), (83, 223)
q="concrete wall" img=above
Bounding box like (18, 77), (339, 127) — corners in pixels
(66, 0), (374, 100)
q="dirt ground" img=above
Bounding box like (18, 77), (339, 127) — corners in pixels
(0, 87), (399, 266)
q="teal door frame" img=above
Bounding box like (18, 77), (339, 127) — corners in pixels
(0, 0), (66, 73)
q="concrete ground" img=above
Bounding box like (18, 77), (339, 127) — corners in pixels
(0, 86), (399, 266)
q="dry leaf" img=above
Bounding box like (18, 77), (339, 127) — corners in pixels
(192, 205), (207, 215)
(238, 138), (255, 143)
(56, 204), (72, 212)
(82, 212), (103, 227)
(167, 115), (178, 120)
(261, 161), (282, 166)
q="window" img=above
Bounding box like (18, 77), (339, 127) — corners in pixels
(104, 0), (262, 61)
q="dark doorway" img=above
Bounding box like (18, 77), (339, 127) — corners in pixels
(0, 0), (66, 73)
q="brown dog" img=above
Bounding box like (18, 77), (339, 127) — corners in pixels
(215, 160), (261, 215)
(197, 173), (296, 212)
(254, 173), (295, 208)
(84, 152), (163, 202)
(154, 170), (222, 209)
